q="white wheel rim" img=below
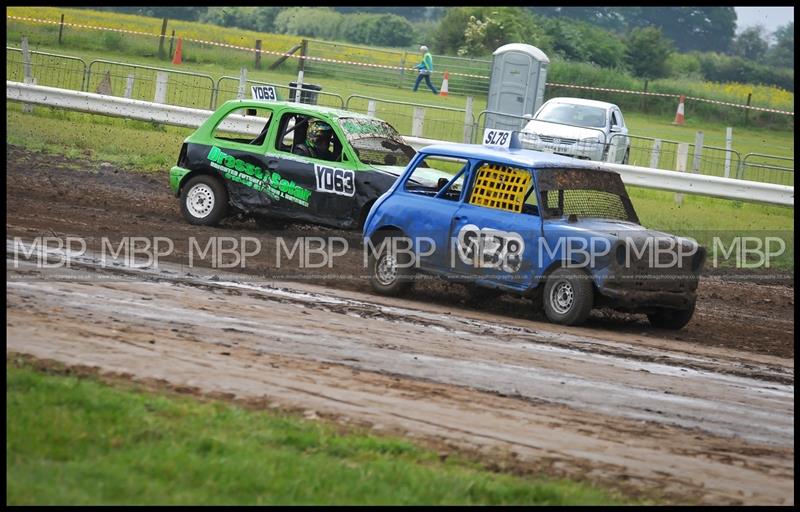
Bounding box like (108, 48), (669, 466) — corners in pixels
(375, 253), (398, 286)
(186, 183), (215, 219)
(550, 279), (574, 314)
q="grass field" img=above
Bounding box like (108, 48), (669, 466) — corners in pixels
(6, 5), (794, 117)
(6, 358), (627, 505)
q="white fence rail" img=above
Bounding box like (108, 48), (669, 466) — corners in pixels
(7, 80), (794, 207)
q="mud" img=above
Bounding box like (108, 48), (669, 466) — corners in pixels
(5, 146), (795, 504)
(5, 146), (794, 358)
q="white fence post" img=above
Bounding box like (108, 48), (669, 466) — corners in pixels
(724, 127), (733, 178)
(412, 107), (425, 137)
(123, 73), (135, 99)
(294, 69), (304, 103)
(675, 142), (689, 205)
(691, 130), (704, 174)
(650, 139), (662, 169)
(367, 100), (376, 118)
(463, 95), (473, 143)
(154, 72), (168, 104)
(236, 67), (247, 99)
(21, 37), (35, 113)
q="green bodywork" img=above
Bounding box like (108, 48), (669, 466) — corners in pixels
(168, 99), (399, 195)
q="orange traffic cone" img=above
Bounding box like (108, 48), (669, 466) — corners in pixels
(673, 95), (685, 125)
(439, 70), (449, 97)
(172, 37), (183, 65)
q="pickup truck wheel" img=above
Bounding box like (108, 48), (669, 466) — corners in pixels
(368, 234), (414, 296)
(542, 268), (593, 326)
(647, 302), (695, 330)
(180, 175), (228, 226)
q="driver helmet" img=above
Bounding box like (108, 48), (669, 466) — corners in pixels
(307, 120), (333, 146)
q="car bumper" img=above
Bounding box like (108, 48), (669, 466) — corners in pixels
(169, 166), (192, 196)
(523, 141), (605, 161)
(597, 284), (696, 310)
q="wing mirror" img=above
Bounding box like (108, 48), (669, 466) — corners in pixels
(610, 124), (622, 133)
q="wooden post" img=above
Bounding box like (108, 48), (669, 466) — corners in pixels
(158, 18), (168, 60)
(58, 14), (65, 45)
(691, 130), (704, 174)
(298, 39), (307, 74)
(641, 80), (648, 113)
(412, 107), (425, 137)
(723, 127), (733, 178)
(168, 30), (175, 60)
(237, 67), (248, 99)
(154, 71), (168, 103)
(255, 39), (262, 69)
(674, 143), (689, 205)
(123, 73), (135, 99)
(744, 92), (752, 125)
(21, 37), (36, 113)
(649, 139), (662, 169)
(463, 96), (473, 143)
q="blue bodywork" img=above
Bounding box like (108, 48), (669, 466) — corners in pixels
(363, 143), (704, 312)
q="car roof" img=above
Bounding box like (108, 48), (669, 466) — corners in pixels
(219, 99), (376, 121)
(542, 97), (619, 110)
(420, 143), (620, 174)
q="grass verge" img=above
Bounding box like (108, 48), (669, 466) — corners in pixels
(6, 356), (627, 505)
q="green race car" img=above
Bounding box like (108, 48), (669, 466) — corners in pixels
(169, 99), (423, 229)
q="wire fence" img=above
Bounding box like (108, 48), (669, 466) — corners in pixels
(7, 45), (794, 187)
(345, 94), (472, 142)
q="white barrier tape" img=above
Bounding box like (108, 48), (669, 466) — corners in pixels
(548, 82), (794, 115)
(7, 15), (795, 115)
(8, 15), (490, 80)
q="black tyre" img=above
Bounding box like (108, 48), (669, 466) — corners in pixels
(542, 267), (594, 326)
(367, 233), (414, 296)
(647, 301), (696, 330)
(180, 175), (228, 226)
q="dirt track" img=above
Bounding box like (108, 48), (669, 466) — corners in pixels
(5, 146), (795, 504)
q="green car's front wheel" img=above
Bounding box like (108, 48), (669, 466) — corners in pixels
(180, 175), (228, 226)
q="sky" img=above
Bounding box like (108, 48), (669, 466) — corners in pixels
(734, 6), (793, 37)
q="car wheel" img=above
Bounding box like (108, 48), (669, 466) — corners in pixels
(542, 267), (593, 326)
(647, 301), (695, 330)
(621, 148), (630, 165)
(368, 233), (414, 296)
(180, 175), (228, 226)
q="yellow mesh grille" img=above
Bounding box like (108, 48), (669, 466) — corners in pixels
(469, 163), (531, 213)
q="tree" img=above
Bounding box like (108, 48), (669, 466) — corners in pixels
(732, 26), (769, 61)
(767, 22), (794, 68)
(625, 7), (736, 53)
(625, 27), (673, 78)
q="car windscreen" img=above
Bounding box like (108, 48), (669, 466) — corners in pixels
(339, 117), (416, 167)
(536, 103), (607, 128)
(536, 168), (639, 223)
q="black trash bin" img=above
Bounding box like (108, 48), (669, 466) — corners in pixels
(288, 82), (322, 105)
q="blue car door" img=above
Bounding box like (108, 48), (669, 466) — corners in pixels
(448, 161), (542, 291)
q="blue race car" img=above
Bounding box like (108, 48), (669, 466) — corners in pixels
(362, 132), (705, 329)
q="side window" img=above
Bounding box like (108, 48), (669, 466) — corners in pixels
(212, 107), (273, 146)
(275, 114), (344, 163)
(611, 110), (621, 128)
(404, 155), (468, 201)
(467, 162), (532, 214)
